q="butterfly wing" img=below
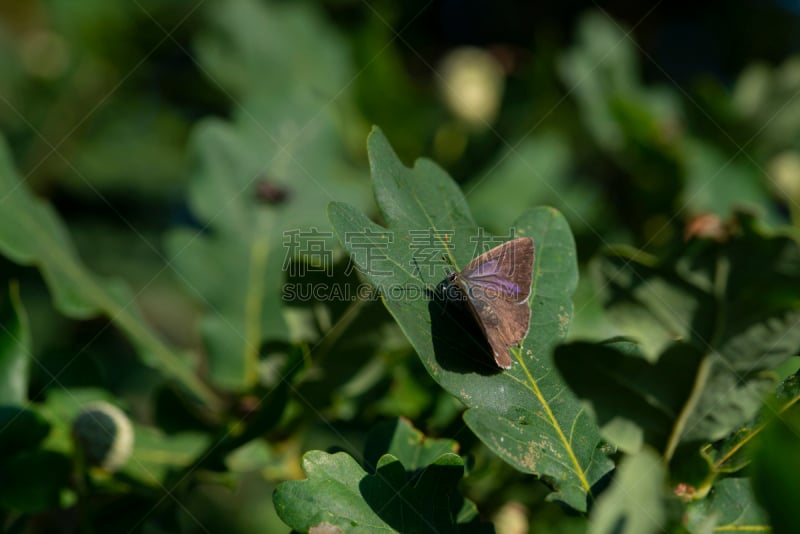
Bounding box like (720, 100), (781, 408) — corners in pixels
(456, 237), (534, 368)
(460, 237), (534, 304)
(457, 281), (530, 368)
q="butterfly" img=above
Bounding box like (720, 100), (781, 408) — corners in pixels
(445, 237), (534, 369)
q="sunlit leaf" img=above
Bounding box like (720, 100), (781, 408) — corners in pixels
(274, 451), (487, 533)
(567, 215), (800, 454)
(588, 448), (672, 534)
(686, 477), (769, 533)
(329, 128), (612, 511)
(363, 417), (459, 472)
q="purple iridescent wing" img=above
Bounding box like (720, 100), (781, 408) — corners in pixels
(460, 237), (533, 302)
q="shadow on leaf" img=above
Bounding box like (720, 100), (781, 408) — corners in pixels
(360, 455), (473, 533)
(427, 281), (501, 376)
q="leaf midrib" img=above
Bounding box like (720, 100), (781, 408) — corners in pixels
(516, 217), (591, 494)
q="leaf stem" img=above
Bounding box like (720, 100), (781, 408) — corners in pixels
(663, 354), (713, 461)
(665, 251), (731, 461)
(243, 237), (270, 389)
(93, 288), (223, 412)
(309, 297), (366, 361)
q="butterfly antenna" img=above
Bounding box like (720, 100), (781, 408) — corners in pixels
(411, 257), (424, 282)
(430, 255), (450, 316)
(409, 257), (434, 299)
(410, 255), (455, 318)
(442, 254), (454, 276)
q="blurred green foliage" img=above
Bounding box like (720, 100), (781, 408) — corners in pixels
(1, 0), (800, 532)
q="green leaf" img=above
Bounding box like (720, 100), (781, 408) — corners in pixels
(0, 282), (30, 405)
(554, 340), (703, 454)
(732, 57), (800, 156)
(0, 450), (71, 513)
(705, 368), (800, 475)
(371, 360), (435, 421)
(0, 405), (51, 457)
(751, 403), (800, 533)
(0, 136), (219, 410)
(194, 0), (353, 98)
(686, 477), (769, 533)
(558, 12), (682, 174)
(558, 11), (643, 152)
(167, 0), (371, 392)
(703, 428), (754, 475)
(123, 427), (212, 487)
(273, 451), (487, 533)
(588, 448), (671, 534)
(166, 107), (370, 391)
(467, 134), (603, 236)
(225, 440), (274, 474)
(328, 127), (612, 511)
(289, 295), (411, 422)
(363, 417), (459, 473)
(682, 139), (773, 220)
(587, 215), (800, 450)
(195, 376), (291, 473)
(64, 97), (189, 197)
(591, 248), (713, 360)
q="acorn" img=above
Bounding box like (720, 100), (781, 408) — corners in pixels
(71, 401), (134, 472)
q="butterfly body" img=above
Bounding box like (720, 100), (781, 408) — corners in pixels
(447, 237), (534, 369)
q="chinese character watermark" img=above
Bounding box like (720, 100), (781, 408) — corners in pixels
(282, 227), (334, 276)
(343, 229), (394, 277)
(408, 228), (454, 277)
(280, 226), (524, 302)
